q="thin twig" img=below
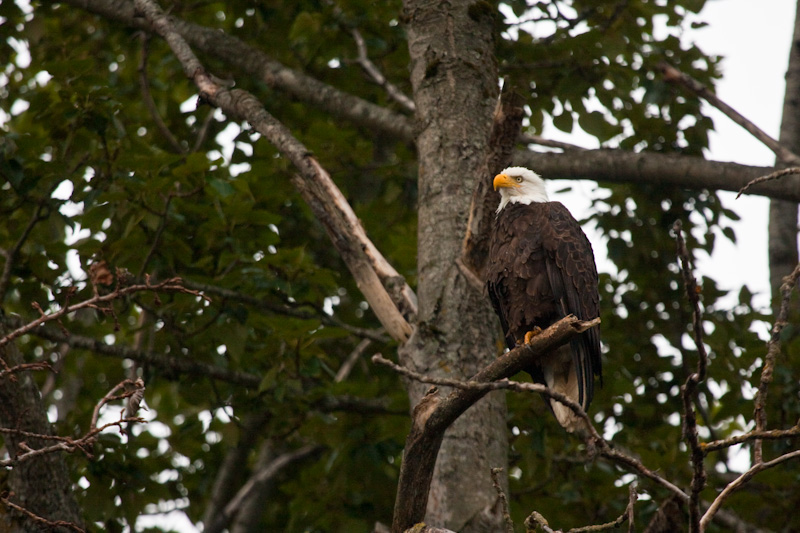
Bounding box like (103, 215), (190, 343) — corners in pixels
(658, 62), (800, 165)
(490, 468), (514, 533)
(335, 338), (373, 383)
(566, 483), (635, 532)
(519, 133), (587, 151)
(753, 262), (800, 462)
(0, 276), (208, 349)
(138, 33), (186, 153)
(736, 167), (800, 198)
(350, 28), (415, 113)
(699, 449), (800, 530)
(702, 425), (800, 454)
(0, 201), (48, 302)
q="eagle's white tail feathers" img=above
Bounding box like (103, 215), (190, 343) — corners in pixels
(543, 347), (586, 433)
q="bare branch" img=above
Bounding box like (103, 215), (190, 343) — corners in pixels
(519, 133), (587, 151)
(350, 27), (415, 113)
(702, 425), (800, 454)
(700, 449), (800, 530)
(0, 494), (86, 533)
(736, 167), (800, 198)
(490, 468), (514, 533)
(753, 262), (800, 462)
(0, 276), (205, 349)
(132, 0), (415, 341)
(335, 338), (373, 382)
(566, 483), (635, 532)
(658, 62), (800, 165)
(673, 220), (707, 533)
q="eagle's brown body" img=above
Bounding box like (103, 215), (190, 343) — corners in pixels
(486, 200), (601, 430)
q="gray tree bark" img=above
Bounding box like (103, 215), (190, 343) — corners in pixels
(769, 0), (800, 313)
(400, 1), (508, 531)
(0, 323), (84, 532)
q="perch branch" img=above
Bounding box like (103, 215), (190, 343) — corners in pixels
(133, 0), (415, 342)
(382, 315), (602, 533)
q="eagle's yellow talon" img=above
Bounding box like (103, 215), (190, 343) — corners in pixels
(524, 327), (543, 344)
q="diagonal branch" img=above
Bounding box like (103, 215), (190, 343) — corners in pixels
(133, 0), (415, 342)
(658, 62), (800, 165)
(350, 27), (416, 114)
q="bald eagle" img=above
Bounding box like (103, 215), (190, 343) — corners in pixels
(486, 167), (601, 432)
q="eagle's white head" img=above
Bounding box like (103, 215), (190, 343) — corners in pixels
(493, 166), (549, 213)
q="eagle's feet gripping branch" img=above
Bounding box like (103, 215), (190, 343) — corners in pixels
(523, 326), (543, 345)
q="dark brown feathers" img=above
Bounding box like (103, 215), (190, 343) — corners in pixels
(486, 201), (601, 410)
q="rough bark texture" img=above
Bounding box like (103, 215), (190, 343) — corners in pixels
(769, 0), (800, 312)
(0, 325), (84, 532)
(400, 2), (508, 531)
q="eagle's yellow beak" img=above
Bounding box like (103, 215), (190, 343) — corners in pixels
(493, 173), (520, 190)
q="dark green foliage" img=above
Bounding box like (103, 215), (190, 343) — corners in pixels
(1, 1), (797, 531)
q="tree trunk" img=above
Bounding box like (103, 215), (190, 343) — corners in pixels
(769, 0), (800, 313)
(400, 1), (508, 531)
(0, 326), (84, 532)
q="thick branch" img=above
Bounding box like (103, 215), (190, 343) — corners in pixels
(58, 0), (414, 142)
(513, 149), (800, 201)
(133, 0), (415, 342)
(387, 315), (600, 533)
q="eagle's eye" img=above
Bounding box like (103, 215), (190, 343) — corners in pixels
(515, 176), (523, 183)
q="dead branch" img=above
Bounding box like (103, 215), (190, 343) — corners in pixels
(462, 89), (525, 280)
(0, 378), (146, 468)
(519, 133), (587, 151)
(736, 167), (800, 198)
(753, 262), (800, 462)
(0, 276), (206, 349)
(700, 449), (800, 530)
(658, 62), (800, 165)
(0, 493), (86, 533)
(350, 27), (415, 113)
(702, 425), (800, 454)
(490, 468), (514, 533)
(673, 220), (707, 533)
(335, 338), (373, 382)
(566, 483), (636, 532)
(132, 0), (415, 342)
